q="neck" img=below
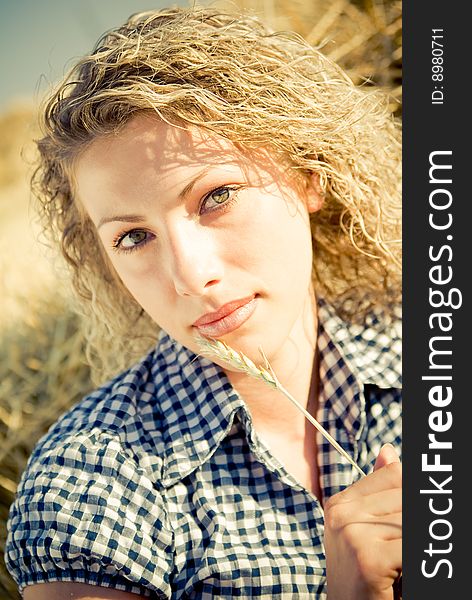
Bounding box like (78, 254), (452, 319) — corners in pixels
(225, 290), (319, 440)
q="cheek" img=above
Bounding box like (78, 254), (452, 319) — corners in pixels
(242, 198), (313, 278)
(106, 253), (168, 304)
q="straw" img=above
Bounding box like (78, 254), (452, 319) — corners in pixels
(197, 336), (365, 477)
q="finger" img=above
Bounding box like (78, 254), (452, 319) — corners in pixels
(374, 443), (401, 472)
(331, 460), (402, 503)
(354, 487), (402, 518)
(328, 506), (402, 541)
(327, 488), (402, 522)
(359, 538), (402, 588)
(376, 538), (402, 572)
(363, 511), (402, 541)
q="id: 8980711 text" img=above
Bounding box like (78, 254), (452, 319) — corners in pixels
(431, 29), (444, 105)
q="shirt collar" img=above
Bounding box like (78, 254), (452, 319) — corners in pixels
(142, 300), (401, 487)
(145, 333), (246, 486)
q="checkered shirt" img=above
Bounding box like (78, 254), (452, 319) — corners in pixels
(6, 299), (402, 598)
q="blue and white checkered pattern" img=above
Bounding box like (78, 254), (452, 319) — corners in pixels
(6, 300), (401, 598)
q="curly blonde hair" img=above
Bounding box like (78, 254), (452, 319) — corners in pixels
(34, 6), (401, 382)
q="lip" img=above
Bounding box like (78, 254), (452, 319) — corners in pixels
(193, 294), (257, 337)
(193, 295), (256, 326)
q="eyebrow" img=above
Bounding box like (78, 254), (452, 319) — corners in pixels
(96, 166), (213, 230)
(97, 214), (145, 230)
(177, 166), (211, 199)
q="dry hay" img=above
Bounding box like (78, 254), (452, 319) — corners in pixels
(230, 0), (402, 116)
(0, 294), (93, 598)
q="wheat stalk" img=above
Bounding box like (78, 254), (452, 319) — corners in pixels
(197, 336), (365, 478)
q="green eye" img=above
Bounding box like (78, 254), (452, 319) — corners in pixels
(112, 228), (154, 255)
(211, 188), (230, 204)
(200, 185), (241, 215)
(201, 186), (233, 212)
(121, 230), (148, 248)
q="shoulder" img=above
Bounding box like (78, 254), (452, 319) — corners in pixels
(27, 342), (168, 476)
(319, 298), (402, 389)
(5, 346), (174, 596)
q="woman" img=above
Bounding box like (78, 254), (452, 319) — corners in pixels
(6, 6), (402, 599)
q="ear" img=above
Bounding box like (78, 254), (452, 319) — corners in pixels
(305, 172), (324, 214)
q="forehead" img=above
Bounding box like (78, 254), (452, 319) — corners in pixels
(75, 115), (248, 183)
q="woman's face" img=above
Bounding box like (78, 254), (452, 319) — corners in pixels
(74, 114), (322, 367)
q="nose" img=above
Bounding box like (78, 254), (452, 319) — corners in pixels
(167, 222), (223, 297)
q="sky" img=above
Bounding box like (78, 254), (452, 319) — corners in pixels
(0, 0), (197, 110)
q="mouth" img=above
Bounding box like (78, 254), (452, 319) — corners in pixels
(193, 294), (258, 338)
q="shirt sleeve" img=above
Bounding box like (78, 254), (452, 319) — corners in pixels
(5, 428), (174, 597)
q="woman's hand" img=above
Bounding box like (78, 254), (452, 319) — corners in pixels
(324, 443), (402, 600)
